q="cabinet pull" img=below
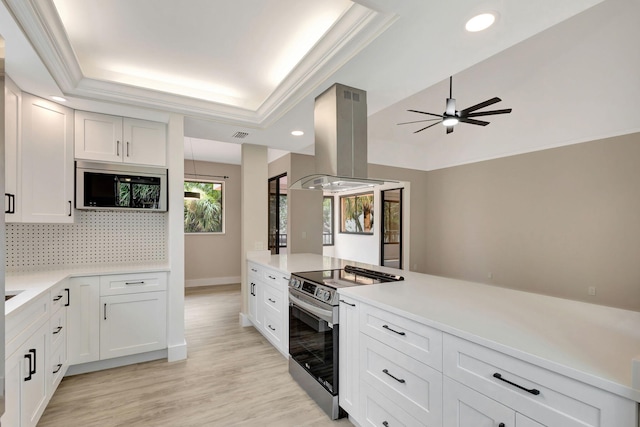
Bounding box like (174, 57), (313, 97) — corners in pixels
(251, 268), (258, 272)
(104, 303), (107, 320)
(339, 299), (356, 307)
(268, 298), (276, 303)
(268, 275), (276, 280)
(382, 324), (406, 336)
(53, 364), (63, 374)
(382, 368), (405, 384)
(53, 294), (63, 301)
(282, 276), (288, 281)
(493, 373), (540, 395)
(499, 424), (505, 427)
(117, 140), (120, 156)
(382, 422), (389, 427)
(68, 200), (72, 216)
(125, 281), (146, 286)
(5, 193), (15, 214)
(53, 326), (63, 335)
(126, 141), (130, 157)
(250, 282), (256, 296)
(65, 288), (70, 306)
(24, 352), (33, 381)
(267, 324), (276, 331)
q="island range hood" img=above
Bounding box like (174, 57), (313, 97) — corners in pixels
(290, 83), (397, 192)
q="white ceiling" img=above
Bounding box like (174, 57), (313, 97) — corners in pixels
(0, 0), (613, 169)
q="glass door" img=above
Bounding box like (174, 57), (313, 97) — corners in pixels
(380, 188), (403, 268)
(268, 173), (287, 254)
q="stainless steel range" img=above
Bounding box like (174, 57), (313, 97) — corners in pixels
(288, 265), (403, 419)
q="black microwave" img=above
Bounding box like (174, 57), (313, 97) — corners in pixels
(75, 161), (168, 211)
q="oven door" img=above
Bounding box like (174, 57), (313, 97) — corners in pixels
(288, 290), (339, 396)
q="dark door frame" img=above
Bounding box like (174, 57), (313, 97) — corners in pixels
(380, 187), (403, 269)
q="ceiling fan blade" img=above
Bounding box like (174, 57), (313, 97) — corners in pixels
(446, 126), (454, 134)
(414, 121), (442, 133)
(465, 108), (512, 118)
(459, 97), (501, 115)
(459, 117), (490, 126)
(397, 118), (441, 125)
(408, 109), (443, 119)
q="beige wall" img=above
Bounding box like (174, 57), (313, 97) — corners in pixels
(184, 160), (241, 286)
(424, 132), (640, 311)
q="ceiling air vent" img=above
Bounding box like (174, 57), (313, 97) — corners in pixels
(232, 131), (249, 139)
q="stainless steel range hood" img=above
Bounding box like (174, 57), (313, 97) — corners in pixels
(290, 83), (397, 192)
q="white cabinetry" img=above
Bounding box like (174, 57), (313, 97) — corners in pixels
(246, 261), (289, 356)
(5, 75), (21, 222)
(67, 272), (168, 365)
(67, 276), (100, 364)
(338, 296), (359, 419)
(75, 111), (166, 166)
(18, 93), (74, 223)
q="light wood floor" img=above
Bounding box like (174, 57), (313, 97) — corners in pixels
(38, 285), (354, 427)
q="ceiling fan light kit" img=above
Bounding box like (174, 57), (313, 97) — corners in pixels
(398, 76), (512, 135)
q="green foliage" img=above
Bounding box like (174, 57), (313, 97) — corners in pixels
(118, 182), (161, 208)
(184, 181), (223, 233)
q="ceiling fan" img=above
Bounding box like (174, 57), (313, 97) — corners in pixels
(398, 76), (512, 134)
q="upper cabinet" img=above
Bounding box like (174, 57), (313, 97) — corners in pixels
(75, 111), (167, 167)
(5, 76), (22, 222)
(20, 93), (75, 223)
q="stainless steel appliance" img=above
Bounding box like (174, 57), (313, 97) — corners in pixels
(288, 265), (403, 419)
(76, 160), (168, 211)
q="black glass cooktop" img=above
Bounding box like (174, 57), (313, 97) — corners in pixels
(292, 266), (403, 289)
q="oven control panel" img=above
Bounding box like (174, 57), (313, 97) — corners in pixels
(289, 276), (337, 305)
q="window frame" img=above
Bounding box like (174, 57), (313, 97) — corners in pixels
(323, 196), (334, 246)
(183, 179), (225, 234)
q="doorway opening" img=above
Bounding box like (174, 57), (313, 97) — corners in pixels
(268, 173), (287, 254)
(380, 188), (403, 269)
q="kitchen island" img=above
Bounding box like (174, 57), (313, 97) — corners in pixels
(247, 252), (640, 426)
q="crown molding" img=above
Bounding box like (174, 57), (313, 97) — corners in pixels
(5, 0), (397, 127)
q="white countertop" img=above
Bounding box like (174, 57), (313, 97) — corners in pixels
(249, 253), (640, 402)
(5, 263), (170, 318)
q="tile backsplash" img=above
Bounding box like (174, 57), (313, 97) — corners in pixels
(6, 210), (167, 271)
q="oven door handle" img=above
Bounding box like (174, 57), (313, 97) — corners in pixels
(289, 292), (334, 324)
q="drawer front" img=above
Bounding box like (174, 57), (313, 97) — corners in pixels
(99, 272), (167, 295)
(361, 334), (442, 424)
(361, 303), (442, 371)
(49, 307), (67, 349)
(262, 283), (283, 315)
(262, 268), (289, 289)
(50, 280), (69, 313)
(248, 262), (261, 280)
(263, 309), (283, 348)
(6, 293), (49, 356)
(49, 338), (67, 392)
(360, 383), (427, 427)
(443, 334), (637, 427)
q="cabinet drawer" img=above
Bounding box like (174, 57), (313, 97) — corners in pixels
(360, 303), (442, 371)
(361, 335), (442, 424)
(359, 383), (427, 427)
(99, 272), (167, 295)
(263, 309), (283, 348)
(443, 334), (637, 427)
(50, 280), (69, 313)
(263, 283), (284, 315)
(49, 338), (67, 392)
(6, 293), (49, 356)
(262, 268), (289, 289)
(49, 307), (67, 350)
(248, 262), (261, 280)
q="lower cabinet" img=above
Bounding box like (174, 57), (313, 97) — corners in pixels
(338, 296), (360, 419)
(443, 376), (515, 427)
(4, 322), (49, 427)
(67, 271), (168, 364)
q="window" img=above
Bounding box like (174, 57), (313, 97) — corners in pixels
(323, 196), (334, 246)
(184, 181), (223, 233)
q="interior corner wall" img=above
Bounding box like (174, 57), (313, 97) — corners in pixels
(184, 160), (241, 286)
(424, 132), (640, 311)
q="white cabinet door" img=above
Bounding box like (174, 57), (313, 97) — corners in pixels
(122, 118), (166, 166)
(5, 75), (21, 222)
(443, 377), (515, 427)
(338, 296), (360, 419)
(20, 322), (49, 427)
(67, 276), (100, 365)
(100, 291), (167, 360)
(20, 93), (74, 223)
(248, 279), (261, 329)
(74, 111), (123, 163)
(3, 346), (23, 427)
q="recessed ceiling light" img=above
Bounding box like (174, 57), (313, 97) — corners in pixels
(465, 13), (496, 32)
(51, 96), (67, 102)
(291, 130), (304, 136)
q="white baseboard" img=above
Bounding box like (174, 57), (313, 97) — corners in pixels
(168, 340), (188, 362)
(65, 349), (168, 376)
(239, 312), (253, 327)
(185, 276), (241, 287)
